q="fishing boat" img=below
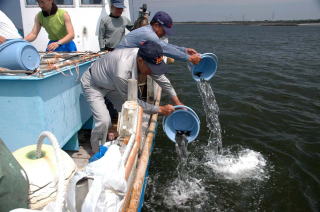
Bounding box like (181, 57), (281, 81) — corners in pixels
(0, 1), (161, 211)
(1, 0), (131, 51)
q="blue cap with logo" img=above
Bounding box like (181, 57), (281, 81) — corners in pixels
(151, 11), (173, 35)
(111, 0), (126, 8)
(138, 41), (168, 75)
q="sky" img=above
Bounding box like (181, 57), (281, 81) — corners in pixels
(130, 0), (320, 21)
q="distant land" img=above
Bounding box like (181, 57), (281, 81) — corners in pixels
(174, 19), (320, 26)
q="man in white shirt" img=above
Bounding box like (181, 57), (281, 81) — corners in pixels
(0, 10), (21, 44)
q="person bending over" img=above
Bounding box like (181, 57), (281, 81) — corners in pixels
(81, 41), (181, 153)
(117, 11), (201, 65)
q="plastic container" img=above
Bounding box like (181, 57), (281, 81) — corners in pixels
(188, 53), (218, 81)
(162, 105), (200, 143)
(89, 145), (109, 163)
(0, 138), (29, 211)
(0, 39), (40, 70)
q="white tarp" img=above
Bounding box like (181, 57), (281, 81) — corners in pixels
(81, 144), (127, 212)
(12, 144), (127, 212)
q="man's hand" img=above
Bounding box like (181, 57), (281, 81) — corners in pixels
(0, 36), (6, 44)
(188, 54), (201, 64)
(159, 104), (175, 116)
(186, 48), (198, 55)
(47, 42), (60, 51)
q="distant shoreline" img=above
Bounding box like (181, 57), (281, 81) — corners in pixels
(174, 19), (320, 26)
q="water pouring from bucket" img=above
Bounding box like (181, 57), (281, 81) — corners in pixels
(188, 53), (218, 81)
(163, 105), (200, 159)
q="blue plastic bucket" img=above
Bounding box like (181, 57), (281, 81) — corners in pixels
(89, 145), (108, 163)
(162, 105), (200, 143)
(0, 39), (40, 71)
(188, 53), (218, 81)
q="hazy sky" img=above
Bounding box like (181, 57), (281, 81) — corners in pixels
(131, 0), (320, 21)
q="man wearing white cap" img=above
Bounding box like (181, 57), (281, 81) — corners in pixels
(98, 0), (133, 51)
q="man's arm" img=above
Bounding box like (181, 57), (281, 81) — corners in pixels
(24, 15), (41, 42)
(151, 74), (183, 106)
(98, 18), (106, 50)
(125, 17), (134, 31)
(151, 74), (177, 97)
(112, 75), (176, 115)
(47, 12), (75, 51)
(157, 40), (201, 64)
(0, 36), (6, 44)
(158, 104), (175, 116)
(157, 40), (188, 61)
(113, 77), (160, 114)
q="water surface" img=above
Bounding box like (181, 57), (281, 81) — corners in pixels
(143, 24), (320, 212)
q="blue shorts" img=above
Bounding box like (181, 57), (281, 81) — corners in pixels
(47, 40), (77, 52)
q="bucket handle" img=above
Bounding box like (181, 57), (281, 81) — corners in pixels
(35, 131), (65, 211)
(173, 105), (200, 122)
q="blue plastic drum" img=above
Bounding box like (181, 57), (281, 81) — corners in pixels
(162, 105), (200, 143)
(0, 39), (40, 71)
(188, 53), (218, 81)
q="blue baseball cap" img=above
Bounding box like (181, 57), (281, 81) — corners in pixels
(151, 11), (173, 35)
(138, 41), (168, 75)
(111, 0), (126, 8)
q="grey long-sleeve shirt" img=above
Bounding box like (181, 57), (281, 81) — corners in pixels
(117, 25), (189, 61)
(98, 15), (133, 50)
(90, 48), (177, 114)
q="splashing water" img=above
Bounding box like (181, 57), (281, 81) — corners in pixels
(164, 176), (208, 208)
(205, 147), (268, 181)
(161, 80), (268, 209)
(197, 80), (222, 154)
(162, 132), (208, 209)
(197, 80), (268, 181)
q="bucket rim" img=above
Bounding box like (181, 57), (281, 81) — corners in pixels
(0, 39), (28, 52)
(172, 105), (200, 122)
(187, 52), (218, 82)
(162, 105), (200, 143)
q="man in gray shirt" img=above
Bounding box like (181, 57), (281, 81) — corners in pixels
(98, 0), (133, 51)
(81, 41), (180, 153)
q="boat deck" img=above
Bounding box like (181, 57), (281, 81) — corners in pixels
(67, 112), (153, 170)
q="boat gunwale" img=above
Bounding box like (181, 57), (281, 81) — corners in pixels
(0, 60), (95, 81)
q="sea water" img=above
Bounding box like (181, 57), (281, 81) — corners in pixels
(144, 24), (320, 211)
(164, 80), (268, 210)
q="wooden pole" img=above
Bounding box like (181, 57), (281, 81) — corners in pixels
(124, 106), (144, 180)
(125, 87), (162, 211)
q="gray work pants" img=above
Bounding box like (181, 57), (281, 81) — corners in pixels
(80, 70), (123, 153)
